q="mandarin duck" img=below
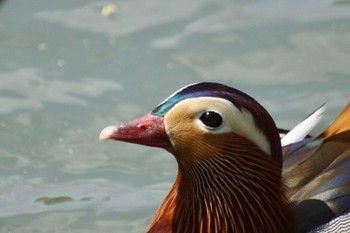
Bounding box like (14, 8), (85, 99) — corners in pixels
(100, 82), (350, 233)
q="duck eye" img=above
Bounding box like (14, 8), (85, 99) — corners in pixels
(199, 111), (223, 128)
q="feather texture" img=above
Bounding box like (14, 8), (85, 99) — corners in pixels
(281, 104), (325, 147)
(283, 103), (350, 232)
(147, 132), (287, 233)
(100, 82), (350, 233)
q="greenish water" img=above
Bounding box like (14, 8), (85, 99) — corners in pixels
(0, 0), (349, 232)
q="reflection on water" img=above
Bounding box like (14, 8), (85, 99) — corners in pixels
(174, 28), (350, 85)
(0, 67), (122, 114)
(0, 0), (349, 232)
(35, 1), (207, 38)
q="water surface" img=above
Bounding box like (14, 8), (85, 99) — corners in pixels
(0, 0), (349, 232)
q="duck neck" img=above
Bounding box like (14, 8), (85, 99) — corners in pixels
(147, 147), (288, 233)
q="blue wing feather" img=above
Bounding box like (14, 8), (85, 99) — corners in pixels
(283, 127), (350, 232)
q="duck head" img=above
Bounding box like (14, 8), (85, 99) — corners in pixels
(100, 82), (287, 233)
(100, 82), (282, 164)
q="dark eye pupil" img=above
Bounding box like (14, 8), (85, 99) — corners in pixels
(199, 111), (223, 128)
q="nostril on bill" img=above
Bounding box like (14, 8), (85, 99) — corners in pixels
(137, 123), (151, 130)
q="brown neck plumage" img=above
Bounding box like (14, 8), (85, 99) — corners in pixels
(147, 133), (288, 233)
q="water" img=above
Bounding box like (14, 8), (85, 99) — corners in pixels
(0, 0), (349, 232)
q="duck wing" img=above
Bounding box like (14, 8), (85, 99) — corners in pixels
(281, 104), (325, 147)
(282, 103), (350, 232)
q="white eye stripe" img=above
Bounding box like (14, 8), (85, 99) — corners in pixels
(167, 97), (272, 156)
(208, 98), (271, 156)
